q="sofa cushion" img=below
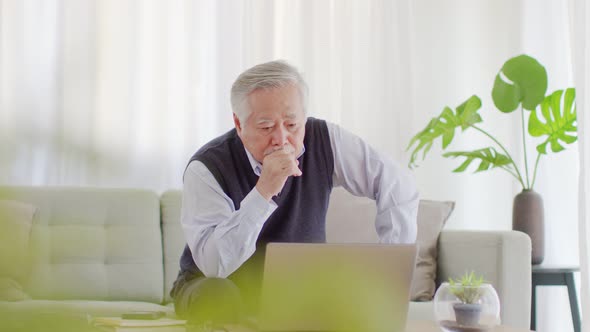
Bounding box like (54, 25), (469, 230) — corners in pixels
(411, 200), (454, 301)
(407, 300), (436, 321)
(0, 199), (36, 280)
(0, 187), (164, 303)
(325, 187), (454, 301)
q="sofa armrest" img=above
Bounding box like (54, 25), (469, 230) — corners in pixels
(437, 230), (531, 329)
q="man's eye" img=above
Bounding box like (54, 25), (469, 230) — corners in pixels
(261, 127), (273, 131)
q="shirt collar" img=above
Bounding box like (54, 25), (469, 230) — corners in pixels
(244, 145), (306, 176)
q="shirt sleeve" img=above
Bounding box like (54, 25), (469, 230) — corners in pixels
(181, 161), (277, 278)
(327, 122), (419, 243)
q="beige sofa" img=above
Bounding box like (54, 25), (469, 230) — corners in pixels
(0, 186), (531, 330)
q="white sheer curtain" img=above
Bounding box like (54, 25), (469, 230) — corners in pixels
(0, 0), (583, 330)
(0, 0), (240, 190)
(2, 0), (574, 229)
(0, 0), (415, 192)
(569, 0), (590, 331)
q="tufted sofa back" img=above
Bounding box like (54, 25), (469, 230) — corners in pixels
(0, 186), (381, 304)
(0, 187), (164, 303)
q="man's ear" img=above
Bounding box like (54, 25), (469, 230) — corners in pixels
(233, 113), (242, 134)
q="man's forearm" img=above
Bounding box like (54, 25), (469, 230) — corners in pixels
(327, 121), (419, 243)
(182, 162), (276, 278)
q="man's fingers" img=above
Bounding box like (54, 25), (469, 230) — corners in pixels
(264, 145), (296, 157)
(256, 152), (302, 200)
(261, 148), (301, 180)
(264, 145), (295, 158)
(293, 160), (301, 176)
(280, 162), (301, 177)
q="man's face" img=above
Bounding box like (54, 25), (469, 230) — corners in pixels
(234, 84), (306, 163)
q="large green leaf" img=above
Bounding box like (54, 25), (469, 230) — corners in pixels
(407, 95), (482, 168)
(529, 88), (577, 154)
(492, 55), (548, 113)
(443, 148), (512, 173)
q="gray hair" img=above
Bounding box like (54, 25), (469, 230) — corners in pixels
(230, 60), (308, 122)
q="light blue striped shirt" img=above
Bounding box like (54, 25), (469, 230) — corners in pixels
(181, 121), (419, 278)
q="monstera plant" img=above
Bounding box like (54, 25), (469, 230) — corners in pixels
(407, 54), (577, 264)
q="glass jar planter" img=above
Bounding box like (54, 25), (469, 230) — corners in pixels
(433, 282), (500, 332)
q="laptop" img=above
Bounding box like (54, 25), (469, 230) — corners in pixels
(258, 243), (417, 332)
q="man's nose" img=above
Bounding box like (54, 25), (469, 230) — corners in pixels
(271, 126), (288, 145)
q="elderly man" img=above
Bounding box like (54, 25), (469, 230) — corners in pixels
(171, 60), (419, 328)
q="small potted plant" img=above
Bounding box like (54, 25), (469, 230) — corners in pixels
(448, 271), (485, 326)
(433, 271), (500, 330)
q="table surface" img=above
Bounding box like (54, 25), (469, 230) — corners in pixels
(220, 321), (533, 332)
(23, 314), (534, 332)
(404, 321), (532, 332)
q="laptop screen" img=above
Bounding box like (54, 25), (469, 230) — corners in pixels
(258, 243), (417, 332)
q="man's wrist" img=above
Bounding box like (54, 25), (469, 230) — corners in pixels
(245, 187), (278, 219)
(255, 183), (274, 201)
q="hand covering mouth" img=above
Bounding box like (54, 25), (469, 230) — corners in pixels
(263, 145), (295, 156)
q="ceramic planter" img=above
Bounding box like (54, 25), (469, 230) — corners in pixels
(513, 190), (544, 264)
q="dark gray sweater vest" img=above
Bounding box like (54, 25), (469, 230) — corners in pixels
(172, 117), (334, 298)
